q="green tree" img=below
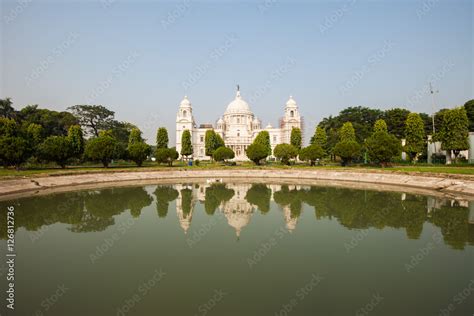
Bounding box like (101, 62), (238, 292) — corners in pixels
(246, 143), (268, 165)
(373, 119), (388, 133)
(310, 127), (327, 154)
(68, 105), (115, 136)
(127, 128), (151, 167)
(84, 130), (118, 167)
(383, 108), (410, 139)
(290, 127), (302, 150)
(155, 147), (179, 166)
(0, 136), (30, 169)
(38, 136), (73, 168)
(339, 122), (357, 142)
(205, 130), (225, 159)
(274, 144), (298, 165)
(26, 123), (44, 154)
(180, 129), (193, 159)
(435, 107), (470, 163)
(463, 99), (474, 132)
(108, 121), (137, 160)
(333, 140), (361, 166)
(67, 125), (85, 159)
(128, 128), (143, 144)
(253, 131), (271, 156)
(299, 144), (325, 166)
(18, 105), (78, 137)
(0, 98), (15, 119)
(213, 146), (235, 163)
(365, 124), (401, 166)
(404, 113), (425, 162)
(156, 127), (169, 149)
(0, 118), (31, 169)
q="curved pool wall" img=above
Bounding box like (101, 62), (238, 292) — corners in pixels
(1, 169), (474, 199)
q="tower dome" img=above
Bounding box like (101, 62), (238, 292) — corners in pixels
(180, 95), (191, 107)
(286, 96), (297, 107)
(225, 91), (252, 114)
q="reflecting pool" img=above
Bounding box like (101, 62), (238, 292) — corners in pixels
(1, 183), (473, 315)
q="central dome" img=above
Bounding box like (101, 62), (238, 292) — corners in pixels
(225, 91), (252, 114)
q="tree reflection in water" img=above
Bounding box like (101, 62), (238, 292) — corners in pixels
(1, 183), (473, 249)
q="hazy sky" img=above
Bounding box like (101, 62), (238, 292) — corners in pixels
(1, 0), (472, 144)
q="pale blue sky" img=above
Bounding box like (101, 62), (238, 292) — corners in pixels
(1, 0), (472, 144)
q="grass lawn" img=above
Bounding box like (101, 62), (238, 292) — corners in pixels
(1, 160), (474, 178)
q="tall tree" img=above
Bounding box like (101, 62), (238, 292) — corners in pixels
(26, 123), (44, 154)
(0, 118), (31, 169)
(127, 128), (151, 167)
(84, 130), (118, 167)
(337, 106), (383, 143)
(18, 105), (78, 137)
(290, 127), (302, 150)
(365, 120), (401, 166)
(205, 129), (224, 159)
(463, 99), (474, 132)
(253, 130), (271, 156)
(68, 105), (115, 137)
(435, 107), (470, 163)
(38, 136), (73, 168)
(311, 127), (327, 153)
(373, 119), (388, 133)
(180, 129), (193, 159)
(0, 98), (15, 119)
(334, 122), (360, 166)
(383, 108), (410, 139)
(68, 125), (85, 159)
(156, 127), (169, 149)
(404, 113), (425, 163)
(339, 122), (357, 142)
(108, 121), (137, 160)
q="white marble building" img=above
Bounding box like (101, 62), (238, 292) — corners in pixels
(176, 89), (302, 160)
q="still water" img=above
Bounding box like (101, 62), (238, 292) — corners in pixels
(1, 182), (473, 316)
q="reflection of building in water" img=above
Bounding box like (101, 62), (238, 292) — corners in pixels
(470, 202), (474, 224)
(283, 206), (298, 232)
(219, 183), (254, 237)
(175, 184), (196, 234)
(172, 183), (303, 236)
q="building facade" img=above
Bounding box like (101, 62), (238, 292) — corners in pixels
(176, 89), (303, 160)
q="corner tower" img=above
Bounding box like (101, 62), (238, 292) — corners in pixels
(176, 96), (195, 157)
(281, 96), (302, 144)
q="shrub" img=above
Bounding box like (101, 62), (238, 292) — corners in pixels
(128, 142), (151, 167)
(366, 131), (401, 166)
(299, 144), (325, 166)
(38, 136), (73, 168)
(0, 136), (30, 169)
(213, 146), (235, 163)
(246, 143), (268, 165)
(155, 147), (179, 166)
(85, 131), (118, 167)
(333, 140), (361, 166)
(274, 144), (298, 165)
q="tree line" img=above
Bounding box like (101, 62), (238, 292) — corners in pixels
(1, 98), (472, 169)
